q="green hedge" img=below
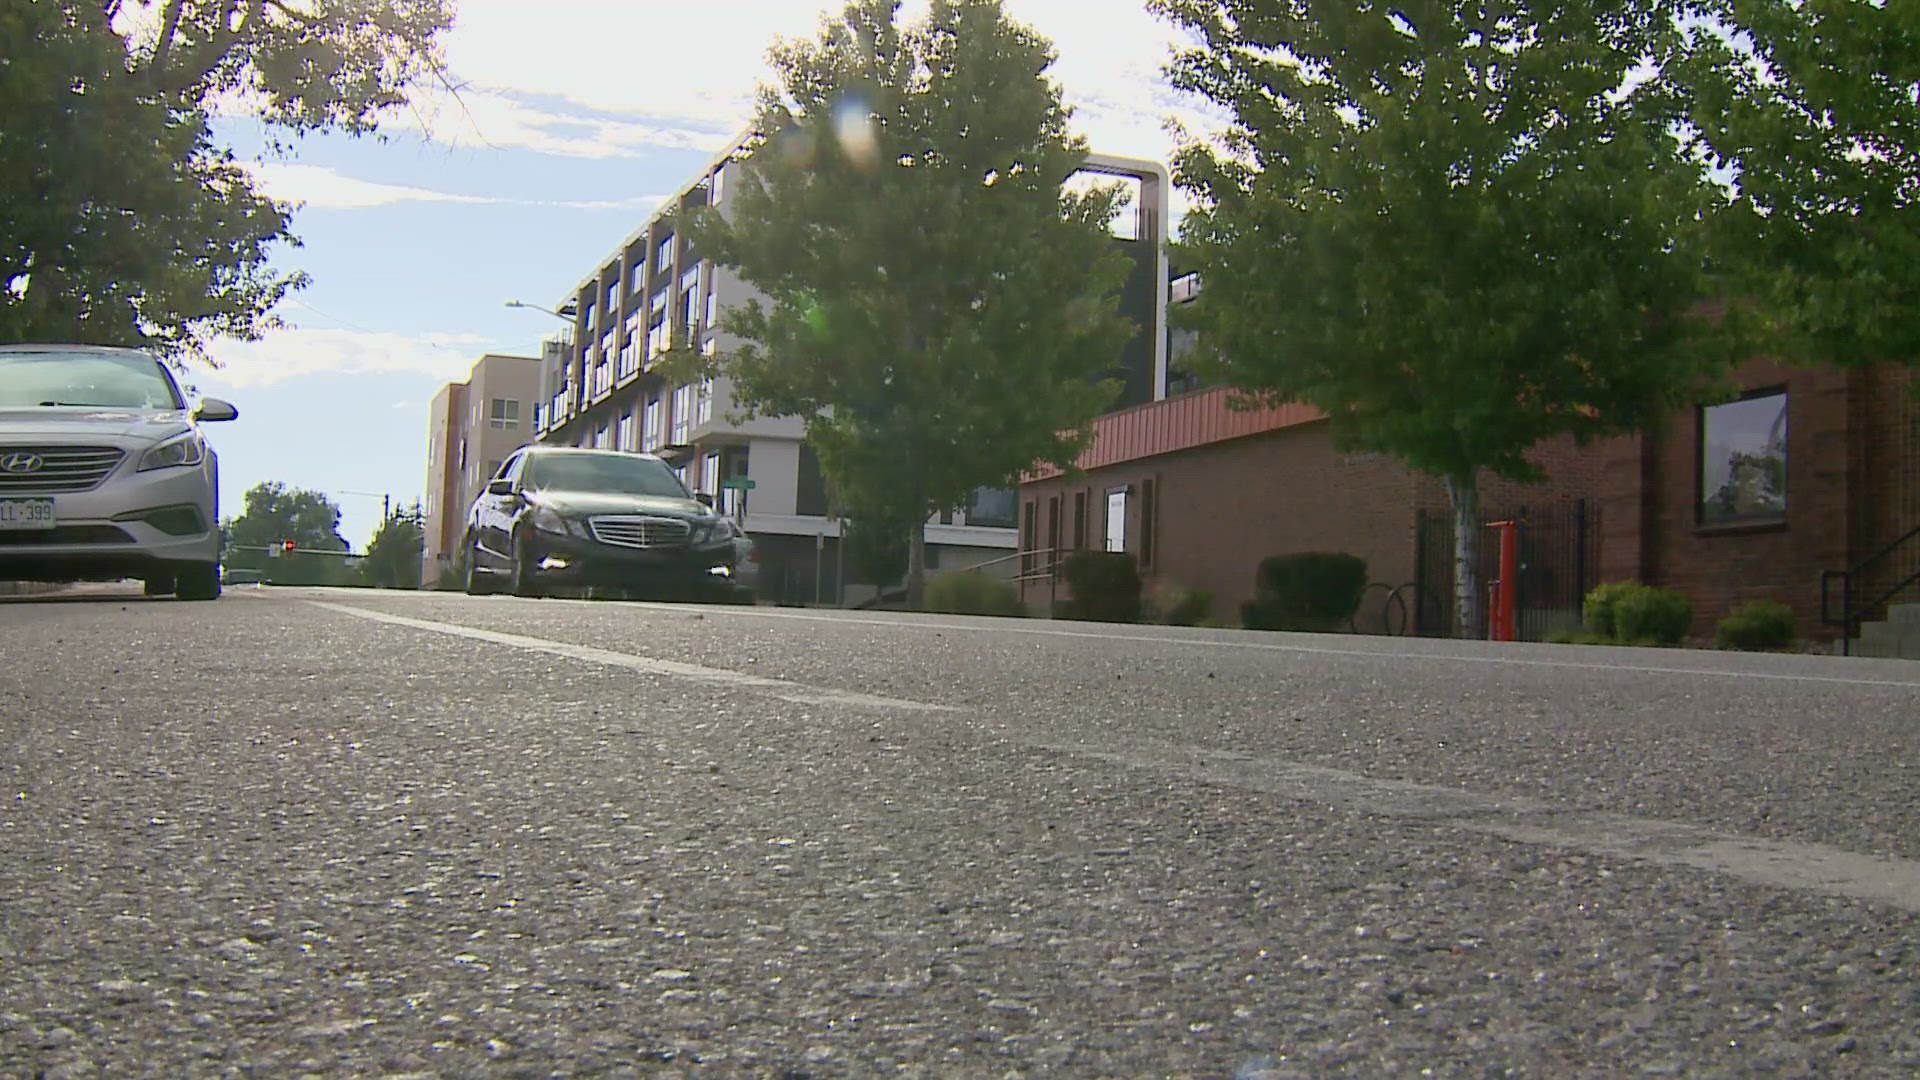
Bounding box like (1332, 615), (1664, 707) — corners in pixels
(1716, 599), (1796, 651)
(1580, 581), (1693, 646)
(1059, 551), (1142, 623)
(924, 572), (1024, 617)
(1242, 552), (1368, 632)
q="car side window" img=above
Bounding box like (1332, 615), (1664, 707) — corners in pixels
(498, 454), (525, 484)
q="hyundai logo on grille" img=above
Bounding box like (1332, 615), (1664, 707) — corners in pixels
(0, 452), (43, 474)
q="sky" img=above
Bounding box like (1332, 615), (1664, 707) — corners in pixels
(172, 0), (1216, 550)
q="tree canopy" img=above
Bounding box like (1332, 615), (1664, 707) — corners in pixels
(686, 0), (1136, 604)
(0, 1), (453, 362)
(1153, 0), (1736, 633)
(1677, 0), (1920, 366)
(224, 480), (349, 552)
(358, 500), (424, 589)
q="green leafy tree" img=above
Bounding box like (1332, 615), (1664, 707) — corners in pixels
(0, 1), (452, 362)
(224, 481), (348, 551)
(357, 500), (424, 589)
(1676, 0), (1920, 365)
(685, 0), (1135, 606)
(1153, 0), (1735, 635)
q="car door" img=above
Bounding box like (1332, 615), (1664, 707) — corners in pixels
(471, 453), (524, 567)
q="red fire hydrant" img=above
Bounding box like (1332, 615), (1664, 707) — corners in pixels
(1485, 520), (1519, 642)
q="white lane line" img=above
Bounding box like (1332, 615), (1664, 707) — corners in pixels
(306, 601), (954, 714)
(474, 594), (1920, 691)
(1045, 741), (1920, 914)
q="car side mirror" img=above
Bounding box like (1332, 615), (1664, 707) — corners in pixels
(195, 397), (238, 422)
(486, 478), (515, 496)
(695, 492), (715, 508)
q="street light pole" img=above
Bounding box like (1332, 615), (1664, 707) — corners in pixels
(504, 299), (577, 324)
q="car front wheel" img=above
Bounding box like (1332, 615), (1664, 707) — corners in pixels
(509, 531), (543, 598)
(174, 561), (221, 601)
(462, 540), (492, 596)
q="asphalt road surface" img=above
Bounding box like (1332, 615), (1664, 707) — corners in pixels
(4, 585), (1919, 1078)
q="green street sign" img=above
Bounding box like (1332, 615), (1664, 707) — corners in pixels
(721, 476), (757, 491)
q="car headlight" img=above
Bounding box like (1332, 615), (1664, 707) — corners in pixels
(696, 518), (736, 543)
(137, 431), (205, 472)
(530, 505), (586, 538)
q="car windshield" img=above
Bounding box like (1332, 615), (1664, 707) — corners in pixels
(0, 349), (184, 410)
(524, 453), (690, 498)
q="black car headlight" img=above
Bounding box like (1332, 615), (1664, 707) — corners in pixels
(530, 505), (587, 539)
(695, 518), (737, 544)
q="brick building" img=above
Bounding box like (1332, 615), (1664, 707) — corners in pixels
(1019, 362), (1920, 645)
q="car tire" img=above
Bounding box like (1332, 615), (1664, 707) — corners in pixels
(143, 572), (175, 596)
(462, 541), (492, 596)
(174, 561), (221, 601)
(509, 532), (542, 598)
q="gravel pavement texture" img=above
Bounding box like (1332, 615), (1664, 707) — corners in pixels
(3, 585), (1917, 1077)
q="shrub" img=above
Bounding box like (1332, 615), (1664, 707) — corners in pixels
(1145, 580), (1214, 626)
(923, 572), (1024, 617)
(1164, 588), (1214, 627)
(1241, 552), (1368, 632)
(1716, 599), (1797, 651)
(1613, 584), (1693, 646)
(1059, 551), (1143, 623)
(1580, 581), (1692, 646)
(1581, 581), (1640, 641)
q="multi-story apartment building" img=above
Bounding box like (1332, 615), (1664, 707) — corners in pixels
(422, 351), (544, 587)
(532, 132), (1170, 603)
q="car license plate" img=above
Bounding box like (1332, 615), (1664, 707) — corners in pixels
(0, 498), (55, 531)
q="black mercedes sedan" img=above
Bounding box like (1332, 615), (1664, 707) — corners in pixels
(460, 446), (750, 600)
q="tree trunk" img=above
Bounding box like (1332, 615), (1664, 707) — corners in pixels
(905, 516), (927, 610)
(1445, 472), (1482, 639)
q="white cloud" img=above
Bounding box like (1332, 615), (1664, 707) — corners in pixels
(199, 326), (505, 388)
(249, 163), (497, 209)
(247, 162), (670, 214)
(421, 0), (1217, 165)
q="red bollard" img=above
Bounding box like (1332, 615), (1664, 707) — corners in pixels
(1485, 520), (1519, 641)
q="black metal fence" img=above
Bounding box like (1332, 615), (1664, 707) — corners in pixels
(1414, 499), (1599, 641)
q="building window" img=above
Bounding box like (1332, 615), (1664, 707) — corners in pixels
(701, 452), (720, 495)
(657, 234), (674, 273)
(966, 486), (1018, 529)
(643, 398), (662, 451)
(605, 279), (617, 315)
(1700, 389), (1787, 526)
(711, 165), (726, 204)
(705, 278), (718, 326)
(1105, 488), (1128, 552)
(488, 399), (520, 429)
(671, 384), (692, 445)
(617, 411), (635, 452)
(1072, 490), (1087, 550)
(681, 265), (702, 331)
(696, 378), (713, 426)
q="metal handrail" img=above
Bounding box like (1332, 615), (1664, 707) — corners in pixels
(1822, 522), (1920, 656)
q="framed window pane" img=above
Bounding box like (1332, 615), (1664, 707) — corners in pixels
(1104, 489), (1128, 553)
(1700, 390), (1787, 525)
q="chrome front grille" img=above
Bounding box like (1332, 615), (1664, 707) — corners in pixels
(0, 446), (126, 493)
(588, 515), (692, 549)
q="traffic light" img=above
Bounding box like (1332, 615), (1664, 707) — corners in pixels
(269, 539), (295, 558)
(283, 540), (297, 554)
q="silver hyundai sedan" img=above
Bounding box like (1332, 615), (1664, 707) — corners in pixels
(0, 344), (238, 600)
